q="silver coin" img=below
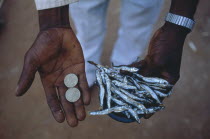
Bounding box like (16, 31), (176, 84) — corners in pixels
(65, 88), (81, 103)
(64, 74), (78, 88)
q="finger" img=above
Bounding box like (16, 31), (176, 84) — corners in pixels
(58, 87), (78, 127)
(138, 60), (147, 68)
(137, 60), (149, 75)
(78, 73), (91, 105)
(16, 51), (38, 96)
(44, 86), (65, 123)
(73, 97), (86, 121)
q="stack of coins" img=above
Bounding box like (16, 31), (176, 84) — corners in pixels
(64, 74), (80, 103)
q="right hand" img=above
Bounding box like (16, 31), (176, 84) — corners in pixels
(16, 27), (91, 127)
(132, 22), (189, 119)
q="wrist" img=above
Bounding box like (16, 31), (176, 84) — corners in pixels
(38, 5), (70, 31)
(163, 22), (190, 36)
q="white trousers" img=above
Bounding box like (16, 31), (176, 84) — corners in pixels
(70, 0), (163, 86)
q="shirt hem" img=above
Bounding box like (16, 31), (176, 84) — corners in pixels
(35, 0), (78, 10)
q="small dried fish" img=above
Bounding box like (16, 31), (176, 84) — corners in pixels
(135, 90), (148, 94)
(89, 62), (173, 123)
(134, 73), (170, 85)
(90, 105), (140, 123)
(90, 106), (128, 115)
(166, 91), (172, 97)
(147, 106), (165, 113)
(96, 70), (105, 107)
(128, 76), (141, 90)
(104, 74), (112, 108)
(154, 90), (169, 97)
(107, 72), (125, 82)
(111, 87), (146, 112)
(134, 90), (150, 98)
(136, 106), (164, 114)
(149, 85), (167, 92)
(141, 81), (173, 89)
(112, 80), (137, 90)
(88, 61), (105, 69)
(124, 111), (131, 119)
(88, 61), (115, 74)
(113, 66), (139, 73)
(112, 97), (128, 106)
(123, 76), (128, 84)
(120, 88), (151, 104)
(140, 84), (161, 104)
(134, 93), (145, 98)
(120, 88), (141, 100)
(100, 69), (106, 83)
(127, 108), (141, 123)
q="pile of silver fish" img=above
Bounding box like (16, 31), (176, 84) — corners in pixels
(88, 61), (173, 123)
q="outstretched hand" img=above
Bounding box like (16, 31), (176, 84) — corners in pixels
(132, 23), (189, 119)
(16, 28), (90, 127)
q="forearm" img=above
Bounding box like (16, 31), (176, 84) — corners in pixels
(170, 0), (199, 19)
(38, 5), (70, 31)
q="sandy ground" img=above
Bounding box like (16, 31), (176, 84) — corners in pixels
(0, 0), (210, 139)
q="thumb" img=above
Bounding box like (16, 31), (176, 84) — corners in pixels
(129, 60), (147, 68)
(136, 60), (154, 77)
(16, 50), (38, 96)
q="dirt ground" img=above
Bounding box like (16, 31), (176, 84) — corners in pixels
(0, 0), (210, 139)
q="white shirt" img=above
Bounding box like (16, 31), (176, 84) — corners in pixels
(35, 0), (79, 10)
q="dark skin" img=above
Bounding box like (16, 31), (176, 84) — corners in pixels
(16, 6), (90, 127)
(16, 0), (199, 125)
(133, 0), (199, 119)
(132, 23), (189, 119)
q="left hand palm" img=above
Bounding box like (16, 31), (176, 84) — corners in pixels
(16, 28), (90, 126)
